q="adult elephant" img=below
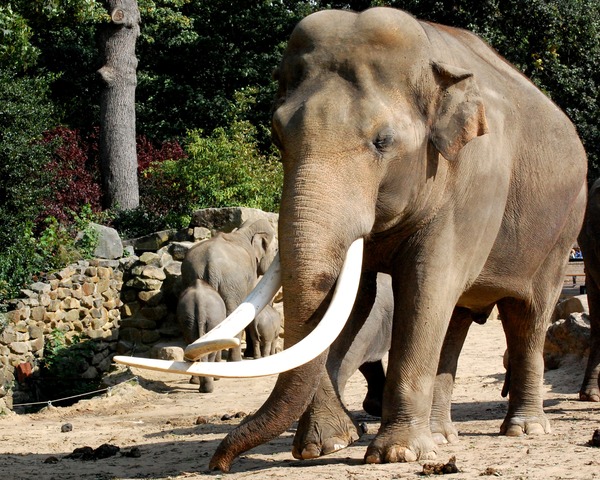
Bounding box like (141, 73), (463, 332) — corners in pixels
(578, 179), (600, 402)
(181, 218), (277, 361)
(206, 7), (586, 471)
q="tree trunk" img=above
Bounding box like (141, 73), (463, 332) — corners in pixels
(98, 0), (140, 210)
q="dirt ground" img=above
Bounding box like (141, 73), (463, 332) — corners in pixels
(1, 317), (599, 480)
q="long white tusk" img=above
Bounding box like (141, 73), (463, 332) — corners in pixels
(114, 238), (363, 378)
(183, 252), (282, 361)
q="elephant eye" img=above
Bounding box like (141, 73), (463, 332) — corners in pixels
(373, 129), (396, 153)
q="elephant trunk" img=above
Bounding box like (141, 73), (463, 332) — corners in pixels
(209, 356), (326, 472)
(209, 222), (343, 471)
(209, 162), (373, 471)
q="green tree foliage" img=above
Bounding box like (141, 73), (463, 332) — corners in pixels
(0, 5), (39, 70)
(144, 89), (282, 218)
(134, 0), (311, 142)
(2, 1), (108, 126)
(0, 71), (56, 250)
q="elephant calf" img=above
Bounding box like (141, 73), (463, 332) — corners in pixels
(176, 279), (227, 393)
(247, 304), (281, 359)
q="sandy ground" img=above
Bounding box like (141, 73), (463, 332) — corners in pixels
(1, 317), (599, 480)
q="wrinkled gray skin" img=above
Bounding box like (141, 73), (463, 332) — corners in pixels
(210, 7), (587, 471)
(176, 279), (226, 393)
(247, 304), (281, 358)
(181, 218), (277, 360)
(294, 272), (490, 456)
(578, 178), (600, 402)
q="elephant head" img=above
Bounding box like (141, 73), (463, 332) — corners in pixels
(237, 218), (278, 276)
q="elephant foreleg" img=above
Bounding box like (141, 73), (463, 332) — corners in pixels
(293, 271), (379, 459)
(292, 370), (362, 459)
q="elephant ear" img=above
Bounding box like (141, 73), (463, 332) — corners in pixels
(429, 61), (489, 161)
(252, 233), (270, 265)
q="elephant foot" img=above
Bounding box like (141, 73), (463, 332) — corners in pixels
(292, 409), (362, 459)
(579, 387), (600, 402)
(430, 420), (459, 445)
(500, 414), (551, 436)
(579, 371), (600, 401)
(189, 376), (200, 385)
(199, 384), (214, 393)
(364, 427), (437, 464)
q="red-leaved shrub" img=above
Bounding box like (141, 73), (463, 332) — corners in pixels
(40, 126), (187, 230)
(41, 127), (103, 225)
(137, 136), (186, 173)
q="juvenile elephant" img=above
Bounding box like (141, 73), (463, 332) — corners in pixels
(247, 304), (281, 359)
(181, 218), (277, 360)
(208, 7), (587, 471)
(578, 178), (600, 402)
(176, 279), (226, 393)
(294, 272), (393, 457)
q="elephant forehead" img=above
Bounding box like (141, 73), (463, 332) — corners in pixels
(289, 7), (428, 55)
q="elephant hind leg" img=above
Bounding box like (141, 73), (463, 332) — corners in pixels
(497, 297), (552, 437)
(261, 341), (272, 358)
(199, 352), (217, 393)
(580, 274), (600, 402)
(359, 360), (386, 417)
(430, 307), (473, 445)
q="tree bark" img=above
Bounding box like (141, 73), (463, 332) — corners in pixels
(98, 0), (140, 210)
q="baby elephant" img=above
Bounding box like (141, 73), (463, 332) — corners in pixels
(246, 304), (281, 359)
(176, 279), (226, 393)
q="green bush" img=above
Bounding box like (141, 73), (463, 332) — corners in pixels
(0, 207), (99, 307)
(0, 70), (56, 305)
(143, 89), (283, 223)
(0, 70), (56, 248)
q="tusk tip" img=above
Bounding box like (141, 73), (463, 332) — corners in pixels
(184, 338), (241, 361)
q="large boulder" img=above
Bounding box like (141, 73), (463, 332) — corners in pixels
(552, 294), (589, 323)
(123, 229), (177, 253)
(83, 223), (123, 259)
(190, 207), (278, 237)
(544, 312), (590, 368)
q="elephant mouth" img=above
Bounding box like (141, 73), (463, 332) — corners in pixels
(113, 238), (364, 378)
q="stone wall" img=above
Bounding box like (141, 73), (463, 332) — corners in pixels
(0, 207), (279, 413)
(0, 258), (127, 413)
